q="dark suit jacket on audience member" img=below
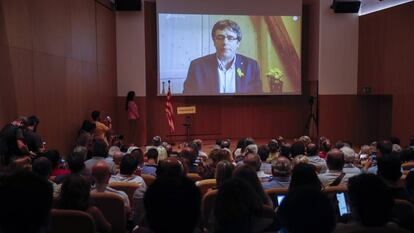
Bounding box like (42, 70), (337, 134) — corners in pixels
(183, 54), (262, 95)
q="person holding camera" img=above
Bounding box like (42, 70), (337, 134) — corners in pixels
(91, 110), (112, 146)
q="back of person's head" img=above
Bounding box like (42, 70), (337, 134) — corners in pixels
(377, 140), (393, 155)
(321, 140), (332, 153)
(340, 146), (356, 164)
(27, 115), (39, 131)
(233, 165), (269, 205)
(289, 163), (321, 191)
(80, 120), (96, 134)
(130, 148), (144, 165)
(156, 157), (185, 178)
(306, 143), (319, 157)
(291, 141), (305, 157)
(243, 153), (261, 172)
(192, 139), (203, 151)
(144, 176), (201, 233)
(91, 161), (111, 184)
(215, 160), (235, 188)
(245, 144), (258, 155)
(92, 140), (108, 158)
(214, 178), (263, 233)
(32, 157), (52, 178)
(120, 154), (138, 175)
(299, 135), (312, 146)
(146, 148), (159, 162)
(180, 146), (197, 166)
(348, 173), (393, 226)
(278, 186), (336, 233)
(152, 136), (162, 146)
(377, 153), (402, 182)
(241, 138), (255, 153)
(271, 156), (292, 177)
(257, 145), (270, 162)
(268, 139), (279, 153)
(291, 155), (309, 167)
(400, 148), (414, 162)
(91, 110), (100, 121)
(44, 149), (61, 169)
(280, 143), (292, 157)
(68, 150), (86, 174)
(220, 138), (231, 149)
(326, 149), (345, 171)
(58, 175), (91, 211)
(0, 170), (53, 233)
(389, 136), (400, 145)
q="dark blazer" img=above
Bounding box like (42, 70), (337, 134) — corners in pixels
(183, 54), (262, 95)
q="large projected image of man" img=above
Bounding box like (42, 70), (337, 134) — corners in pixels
(183, 19), (262, 95)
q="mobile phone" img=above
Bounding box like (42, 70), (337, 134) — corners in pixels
(336, 192), (350, 216)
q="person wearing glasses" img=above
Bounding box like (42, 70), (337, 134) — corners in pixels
(183, 19), (262, 95)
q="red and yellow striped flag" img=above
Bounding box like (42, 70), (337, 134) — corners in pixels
(165, 82), (175, 134)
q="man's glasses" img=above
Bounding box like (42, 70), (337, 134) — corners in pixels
(214, 35), (239, 41)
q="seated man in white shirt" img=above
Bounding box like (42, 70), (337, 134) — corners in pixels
(109, 154), (146, 188)
(91, 161), (131, 216)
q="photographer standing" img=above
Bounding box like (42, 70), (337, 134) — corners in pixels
(91, 111), (112, 146)
(0, 116), (29, 166)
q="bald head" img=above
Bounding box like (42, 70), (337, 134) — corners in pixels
(326, 149), (345, 171)
(92, 161), (111, 184)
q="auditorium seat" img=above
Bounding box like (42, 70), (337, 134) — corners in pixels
(109, 182), (140, 207)
(187, 173), (202, 182)
(91, 192), (127, 233)
(195, 179), (216, 196)
(50, 209), (96, 233)
(141, 174), (156, 186)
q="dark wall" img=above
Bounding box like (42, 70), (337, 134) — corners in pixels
(0, 0), (117, 154)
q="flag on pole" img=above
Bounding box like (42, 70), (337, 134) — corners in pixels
(165, 81), (175, 134)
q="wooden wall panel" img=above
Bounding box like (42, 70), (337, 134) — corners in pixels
(69, 0), (96, 62)
(0, 45), (17, 125)
(1, 0), (117, 154)
(319, 95), (392, 146)
(1, 0), (32, 49)
(359, 2), (414, 145)
(9, 48), (35, 114)
(30, 0), (71, 57)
